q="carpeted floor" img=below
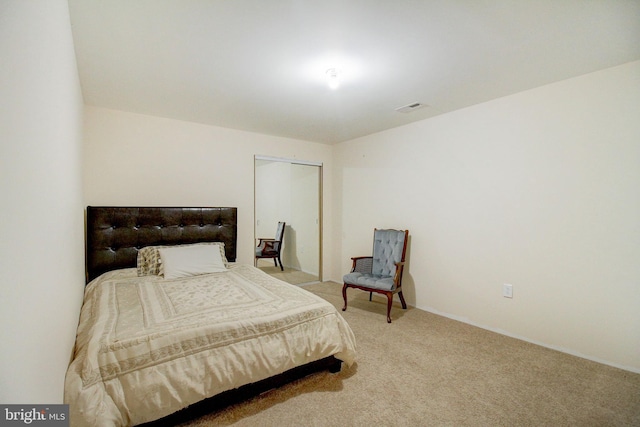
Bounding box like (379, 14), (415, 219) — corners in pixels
(256, 261), (319, 285)
(178, 281), (640, 426)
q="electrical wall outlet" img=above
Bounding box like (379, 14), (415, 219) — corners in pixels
(503, 283), (513, 298)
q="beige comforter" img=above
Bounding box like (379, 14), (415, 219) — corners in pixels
(64, 264), (356, 426)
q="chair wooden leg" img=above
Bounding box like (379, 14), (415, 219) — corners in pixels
(369, 292), (372, 301)
(398, 290), (407, 309)
(273, 258), (278, 267)
(342, 284), (348, 312)
(385, 292), (393, 323)
(277, 255), (283, 271)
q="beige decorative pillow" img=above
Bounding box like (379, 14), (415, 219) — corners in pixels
(159, 245), (228, 279)
(137, 242), (228, 276)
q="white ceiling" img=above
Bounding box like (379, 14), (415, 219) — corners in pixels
(69, 0), (640, 144)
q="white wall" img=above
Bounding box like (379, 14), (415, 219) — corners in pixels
(83, 107), (334, 276)
(332, 61), (640, 372)
(0, 1), (85, 402)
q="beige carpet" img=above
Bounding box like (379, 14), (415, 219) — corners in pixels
(179, 282), (640, 427)
(256, 262), (319, 286)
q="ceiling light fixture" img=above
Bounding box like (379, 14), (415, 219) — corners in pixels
(326, 68), (340, 90)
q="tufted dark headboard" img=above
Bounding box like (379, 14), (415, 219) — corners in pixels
(86, 206), (237, 283)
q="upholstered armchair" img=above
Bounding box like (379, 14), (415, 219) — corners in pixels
(342, 229), (408, 323)
(255, 221), (286, 271)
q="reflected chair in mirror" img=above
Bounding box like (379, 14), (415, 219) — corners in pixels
(255, 221), (286, 271)
(342, 228), (409, 323)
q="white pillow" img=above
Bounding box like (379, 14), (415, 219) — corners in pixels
(159, 244), (227, 279)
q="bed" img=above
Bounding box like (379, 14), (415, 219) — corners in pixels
(64, 206), (356, 426)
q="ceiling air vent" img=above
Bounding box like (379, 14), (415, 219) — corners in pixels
(395, 102), (427, 113)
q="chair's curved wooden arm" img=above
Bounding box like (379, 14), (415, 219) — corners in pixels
(257, 238), (281, 247)
(393, 261), (405, 285)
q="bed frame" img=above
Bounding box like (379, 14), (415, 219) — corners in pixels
(84, 206), (341, 425)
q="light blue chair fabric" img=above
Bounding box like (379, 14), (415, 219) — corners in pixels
(342, 229), (409, 323)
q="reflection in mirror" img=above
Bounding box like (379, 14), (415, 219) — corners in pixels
(255, 157), (321, 285)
